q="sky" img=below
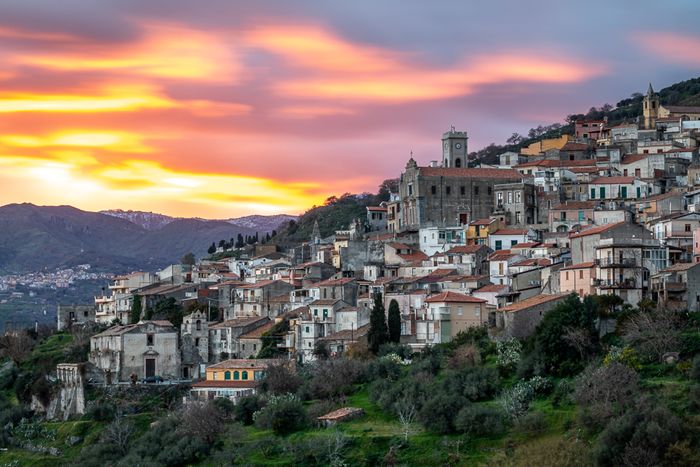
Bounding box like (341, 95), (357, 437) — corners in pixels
(0, 0), (699, 218)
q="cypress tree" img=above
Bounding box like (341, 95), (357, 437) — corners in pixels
(368, 292), (389, 354)
(129, 295), (142, 324)
(388, 299), (401, 343)
(207, 242), (216, 254)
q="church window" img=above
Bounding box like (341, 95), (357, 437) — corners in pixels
(147, 334), (154, 346)
(408, 184), (413, 195)
(431, 185), (436, 194)
(455, 158), (462, 168)
(446, 186), (451, 195)
(460, 186), (465, 195)
(196, 320), (201, 331)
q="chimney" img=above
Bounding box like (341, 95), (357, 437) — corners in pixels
(429, 160), (438, 167)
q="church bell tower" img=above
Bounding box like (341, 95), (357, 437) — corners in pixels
(442, 127), (468, 168)
(643, 83), (659, 130)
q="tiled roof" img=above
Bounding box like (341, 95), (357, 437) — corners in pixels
(560, 142), (592, 151)
(418, 167), (525, 180)
(560, 261), (596, 271)
(491, 229), (529, 236)
(316, 277), (355, 287)
(590, 176), (636, 184)
(207, 358), (279, 370)
(367, 206), (387, 212)
(318, 324), (370, 342)
(425, 291), (487, 304)
(387, 242), (413, 250)
(238, 321), (276, 339)
(512, 258), (551, 267)
(621, 154), (648, 164)
(398, 252), (429, 262)
(470, 218), (495, 225)
(511, 241), (541, 249)
(569, 222), (625, 238)
(551, 201), (596, 210)
(474, 284), (509, 293)
(489, 249), (515, 260)
(662, 262), (699, 272)
(500, 293), (568, 313)
(237, 280), (279, 289)
(191, 380), (258, 388)
(444, 245), (488, 254)
(663, 105), (700, 113)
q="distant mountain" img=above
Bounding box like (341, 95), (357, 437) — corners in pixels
(101, 209), (295, 234)
(226, 214), (297, 233)
(0, 204), (259, 274)
(99, 209), (174, 230)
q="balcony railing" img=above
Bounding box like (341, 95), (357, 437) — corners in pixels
(598, 258), (638, 268)
(598, 279), (638, 289)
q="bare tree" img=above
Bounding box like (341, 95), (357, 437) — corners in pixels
(562, 326), (594, 360)
(395, 398), (417, 442)
(326, 429), (349, 467)
(0, 332), (34, 365)
(621, 310), (679, 362)
(102, 415), (135, 455)
(180, 402), (224, 444)
(573, 362), (638, 427)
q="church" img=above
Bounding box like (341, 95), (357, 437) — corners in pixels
(643, 83), (700, 129)
(394, 129), (526, 232)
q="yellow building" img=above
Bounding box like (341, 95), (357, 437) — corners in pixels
(521, 134), (572, 156)
(466, 218), (505, 245)
(191, 358), (291, 402)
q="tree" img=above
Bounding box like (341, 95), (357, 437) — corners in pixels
(218, 239), (226, 249)
(207, 242), (216, 255)
(0, 331), (34, 365)
(260, 361), (302, 395)
(235, 233), (245, 248)
(387, 299), (401, 344)
(395, 397), (417, 441)
(129, 295), (142, 324)
(368, 293), (389, 354)
(181, 252), (196, 266)
(180, 402), (224, 444)
(102, 415), (135, 455)
(621, 309), (680, 362)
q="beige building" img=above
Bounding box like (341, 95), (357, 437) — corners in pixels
(559, 262), (597, 298)
(419, 291), (489, 345)
(89, 320), (181, 382)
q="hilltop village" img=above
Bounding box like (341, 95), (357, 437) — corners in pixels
(44, 85), (700, 396)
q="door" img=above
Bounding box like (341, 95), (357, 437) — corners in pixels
(145, 358), (156, 378)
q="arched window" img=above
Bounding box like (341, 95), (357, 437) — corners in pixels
(196, 320), (201, 331)
(233, 371), (240, 380)
(242, 371), (249, 380)
(455, 158), (462, 168)
(224, 371), (231, 380)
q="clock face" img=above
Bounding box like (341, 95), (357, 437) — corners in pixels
(455, 143), (462, 149)
(444, 142), (449, 150)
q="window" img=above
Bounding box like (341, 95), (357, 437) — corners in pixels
(511, 240), (517, 247)
(431, 185), (436, 194)
(621, 186), (627, 198)
(495, 240), (502, 250)
(590, 188), (595, 199)
(305, 326), (309, 333)
(460, 186), (465, 195)
(408, 184), (413, 195)
(507, 192), (513, 203)
(686, 224), (692, 232)
(457, 306), (463, 315)
(323, 309), (329, 319)
(446, 186), (451, 195)
(565, 271), (569, 280)
(253, 344), (257, 351)
(515, 191), (521, 203)
(579, 270), (584, 279)
(561, 212), (567, 220)
(233, 371), (240, 380)
(213, 371), (218, 380)
(196, 320), (201, 331)
(578, 210), (585, 221)
(488, 187), (492, 195)
(474, 186), (479, 195)
(455, 158), (462, 168)
(225, 371), (231, 380)
(635, 168), (641, 177)
(195, 338), (200, 347)
(515, 212), (521, 224)
(600, 187), (606, 199)
(497, 192), (503, 203)
(147, 334), (154, 346)
(242, 371), (248, 380)
(242, 343), (246, 350)
(623, 169), (628, 176)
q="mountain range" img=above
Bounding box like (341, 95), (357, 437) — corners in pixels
(0, 204), (295, 274)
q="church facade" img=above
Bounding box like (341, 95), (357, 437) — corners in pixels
(397, 129), (526, 231)
(644, 83), (700, 129)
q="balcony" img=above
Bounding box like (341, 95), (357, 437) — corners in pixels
(598, 279), (638, 289)
(598, 258), (639, 268)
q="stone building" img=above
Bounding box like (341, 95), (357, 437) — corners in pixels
(490, 293), (568, 339)
(181, 310), (209, 363)
(57, 305), (95, 331)
(89, 320), (181, 383)
(398, 156), (526, 230)
(493, 181), (537, 226)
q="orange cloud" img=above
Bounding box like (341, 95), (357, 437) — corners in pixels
(0, 130), (153, 153)
(635, 32), (700, 66)
(16, 23), (240, 82)
(249, 25), (607, 102)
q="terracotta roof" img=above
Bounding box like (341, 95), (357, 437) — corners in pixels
(470, 218), (495, 226)
(474, 284), (509, 293)
(418, 167), (525, 180)
(551, 201), (596, 210)
(491, 229), (529, 236)
(590, 176), (636, 184)
(644, 192), (680, 202)
(191, 380), (258, 389)
(425, 291), (487, 303)
(237, 279), (279, 289)
(489, 249), (515, 260)
(444, 245), (488, 255)
(511, 241), (541, 249)
(560, 261), (596, 271)
(662, 262), (699, 272)
(387, 242), (413, 250)
(317, 407), (365, 421)
(316, 277), (355, 287)
(569, 167), (600, 173)
(318, 324), (370, 342)
(560, 142), (592, 151)
(367, 206), (387, 212)
(238, 321), (276, 339)
(512, 258), (551, 267)
(569, 222), (625, 238)
(500, 293), (568, 313)
(207, 358), (279, 370)
(621, 154), (648, 164)
(398, 252), (429, 262)
(310, 299), (342, 306)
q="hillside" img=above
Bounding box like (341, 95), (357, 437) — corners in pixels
(0, 204), (257, 274)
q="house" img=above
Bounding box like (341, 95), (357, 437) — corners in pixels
(650, 262), (700, 312)
(94, 271), (158, 324)
(235, 280), (295, 317)
(548, 201), (595, 233)
(415, 291), (488, 346)
(316, 277), (359, 306)
(208, 316), (270, 362)
(316, 324), (370, 356)
(637, 192), (685, 223)
(190, 359), (283, 402)
(366, 206), (388, 231)
(648, 212), (700, 258)
(559, 262), (597, 298)
(419, 226), (466, 255)
(488, 228), (537, 251)
(57, 305), (95, 331)
(472, 284), (510, 308)
(493, 181), (537, 226)
(490, 294), (569, 339)
(89, 320), (180, 383)
(575, 120), (605, 141)
(466, 218), (505, 245)
(588, 176), (651, 201)
(488, 250), (525, 286)
(430, 245), (491, 276)
(236, 320), (276, 359)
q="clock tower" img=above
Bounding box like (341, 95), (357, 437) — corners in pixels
(442, 127), (468, 168)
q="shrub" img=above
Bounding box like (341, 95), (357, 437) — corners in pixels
(496, 338), (522, 372)
(234, 395), (263, 425)
(259, 361), (302, 395)
(603, 345), (641, 370)
(85, 402), (116, 422)
(121, 416), (210, 466)
(367, 356), (402, 381)
(307, 358), (367, 399)
(551, 379), (574, 408)
(514, 411), (547, 436)
(691, 355), (700, 382)
(454, 404), (504, 436)
(499, 382), (534, 421)
(212, 397), (235, 419)
(573, 362), (638, 430)
(621, 310), (680, 363)
(253, 394), (309, 435)
(593, 397), (683, 467)
(448, 344), (482, 369)
(443, 366), (499, 401)
(378, 342), (413, 360)
(417, 392), (466, 434)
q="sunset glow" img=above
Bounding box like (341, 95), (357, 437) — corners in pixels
(0, 2), (697, 217)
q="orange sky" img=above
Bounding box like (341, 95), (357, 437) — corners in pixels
(0, 3), (697, 217)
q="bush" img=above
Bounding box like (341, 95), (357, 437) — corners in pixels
(121, 416), (210, 466)
(85, 402), (116, 422)
(234, 395), (263, 425)
(377, 343), (412, 360)
(254, 394), (309, 435)
(367, 356), (402, 381)
(448, 344), (482, 369)
(212, 398), (235, 419)
(496, 338), (522, 373)
(691, 355), (700, 382)
(454, 404), (504, 436)
(417, 392), (466, 434)
(369, 377), (431, 416)
(514, 411), (547, 436)
(551, 379), (574, 408)
(593, 398), (683, 467)
(259, 362), (302, 395)
(307, 358), (367, 399)
(573, 362), (638, 430)
(443, 366), (499, 401)
(603, 345), (641, 370)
